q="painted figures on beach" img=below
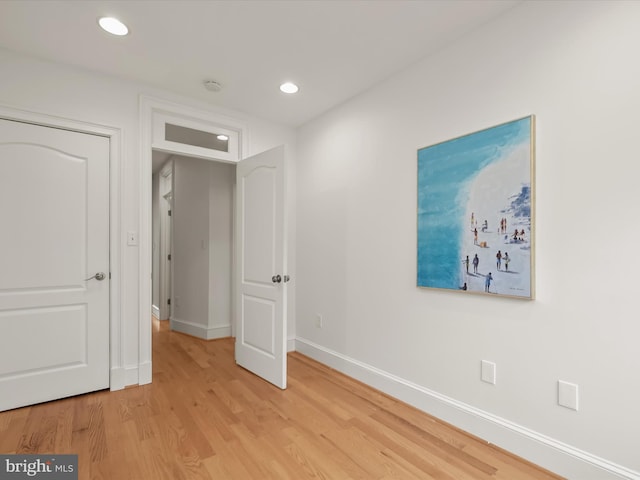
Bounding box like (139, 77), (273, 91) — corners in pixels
(417, 116), (534, 298)
(485, 272), (493, 293)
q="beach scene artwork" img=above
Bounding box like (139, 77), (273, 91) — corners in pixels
(417, 116), (534, 299)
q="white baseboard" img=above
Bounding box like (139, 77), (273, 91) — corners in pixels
(137, 362), (152, 385)
(109, 367), (125, 391)
(111, 364), (149, 388)
(111, 364), (149, 387)
(287, 335), (296, 352)
(171, 317), (232, 340)
(123, 364), (138, 386)
(151, 304), (160, 319)
(295, 337), (639, 480)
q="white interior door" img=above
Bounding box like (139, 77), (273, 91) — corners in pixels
(235, 145), (287, 389)
(0, 118), (110, 411)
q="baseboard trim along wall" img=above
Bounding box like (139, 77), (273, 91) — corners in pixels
(295, 337), (639, 480)
(151, 304), (160, 319)
(109, 367), (125, 391)
(138, 361), (152, 385)
(112, 365), (143, 389)
(123, 365), (139, 387)
(170, 317), (231, 341)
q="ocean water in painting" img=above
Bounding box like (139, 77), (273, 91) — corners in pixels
(417, 117), (531, 291)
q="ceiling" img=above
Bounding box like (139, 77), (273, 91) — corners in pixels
(0, 1), (520, 128)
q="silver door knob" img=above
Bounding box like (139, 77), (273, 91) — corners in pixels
(85, 272), (106, 281)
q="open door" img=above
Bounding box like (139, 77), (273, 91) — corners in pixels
(235, 145), (287, 389)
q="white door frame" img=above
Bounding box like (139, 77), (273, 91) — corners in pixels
(158, 164), (173, 321)
(139, 95), (247, 384)
(0, 103), (125, 391)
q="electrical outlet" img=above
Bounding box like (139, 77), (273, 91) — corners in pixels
(481, 360), (496, 385)
(558, 380), (579, 411)
(315, 313), (323, 328)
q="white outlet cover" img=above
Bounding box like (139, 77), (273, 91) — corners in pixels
(558, 380), (579, 411)
(481, 360), (496, 385)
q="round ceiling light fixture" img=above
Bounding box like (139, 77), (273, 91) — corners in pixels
(203, 80), (222, 92)
(279, 82), (299, 94)
(98, 17), (129, 36)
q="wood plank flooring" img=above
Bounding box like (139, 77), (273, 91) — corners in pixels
(0, 319), (564, 479)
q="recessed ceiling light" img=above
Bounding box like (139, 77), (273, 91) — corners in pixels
(217, 135), (229, 141)
(279, 82), (299, 94)
(98, 17), (129, 36)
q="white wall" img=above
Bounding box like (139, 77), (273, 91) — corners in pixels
(172, 157), (211, 335)
(208, 161), (235, 337)
(295, 1), (640, 478)
(0, 47), (296, 383)
(171, 156), (235, 339)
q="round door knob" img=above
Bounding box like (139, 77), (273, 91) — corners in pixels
(271, 275), (282, 283)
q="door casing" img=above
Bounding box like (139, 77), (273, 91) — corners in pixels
(139, 95), (249, 385)
(158, 163), (173, 321)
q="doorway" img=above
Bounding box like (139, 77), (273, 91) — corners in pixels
(151, 152), (236, 340)
(140, 96), (288, 389)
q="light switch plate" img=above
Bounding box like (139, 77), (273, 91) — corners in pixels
(127, 231), (138, 246)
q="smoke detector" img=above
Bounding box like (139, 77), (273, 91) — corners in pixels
(203, 80), (222, 92)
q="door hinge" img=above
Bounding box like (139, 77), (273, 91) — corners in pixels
(168, 298), (171, 305)
(168, 209), (172, 216)
(168, 254), (171, 261)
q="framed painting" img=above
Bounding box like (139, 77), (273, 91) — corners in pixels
(417, 116), (535, 299)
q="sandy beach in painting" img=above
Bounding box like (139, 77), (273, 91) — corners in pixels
(459, 143), (531, 297)
(417, 116), (533, 297)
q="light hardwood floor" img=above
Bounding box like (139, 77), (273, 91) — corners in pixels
(0, 319), (563, 479)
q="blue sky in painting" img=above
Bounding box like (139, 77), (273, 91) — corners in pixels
(417, 117), (530, 289)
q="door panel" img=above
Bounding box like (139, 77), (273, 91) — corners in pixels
(235, 145), (287, 389)
(0, 305), (87, 376)
(0, 118), (110, 411)
(1, 144), (87, 290)
(242, 296), (275, 354)
(243, 167), (276, 282)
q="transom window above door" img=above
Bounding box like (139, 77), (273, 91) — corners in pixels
(152, 112), (240, 162)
